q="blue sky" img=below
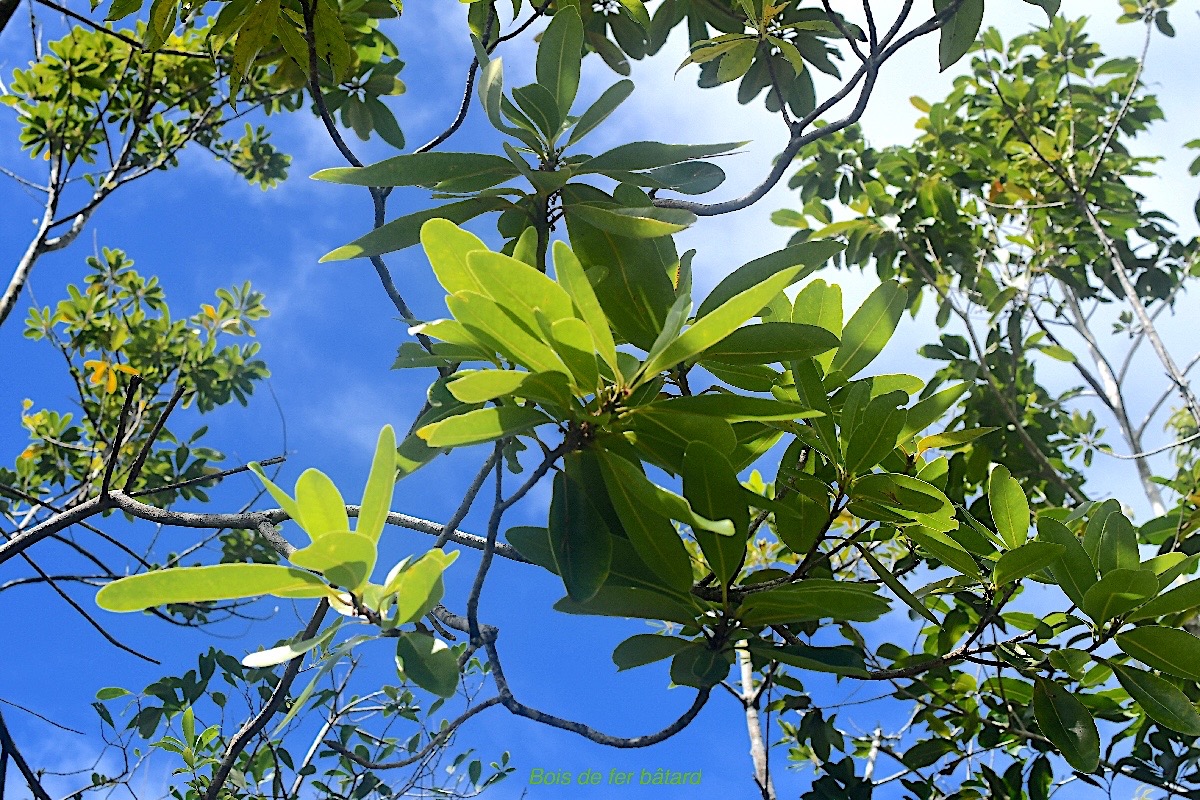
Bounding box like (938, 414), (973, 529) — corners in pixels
(2, 1), (1199, 798)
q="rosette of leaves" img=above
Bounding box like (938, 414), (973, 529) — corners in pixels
(95, 426), (464, 697)
(313, 6), (740, 264)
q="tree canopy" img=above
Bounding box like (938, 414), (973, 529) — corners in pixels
(3, 0), (1200, 798)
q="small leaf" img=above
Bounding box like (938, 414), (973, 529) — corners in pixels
(989, 465), (1030, 549)
(567, 79), (634, 145)
(242, 627), (336, 668)
(384, 549), (460, 624)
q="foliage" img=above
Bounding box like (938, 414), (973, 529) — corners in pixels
(5, 0), (1200, 799)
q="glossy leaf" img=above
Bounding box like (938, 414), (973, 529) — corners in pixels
(420, 219), (488, 295)
(1036, 517), (1096, 608)
(641, 267), (801, 378)
(989, 465), (1030, 549)
(1113, 663), (1200, 735)
(682, 442), (748, 585)
(312, 152), (517, 192)
(737, 580), (891, 626)
(384, 549), (460, 625)
(536, 6), (584, 115)
(827, 280), (906, 380)
(294, 469), (349, 537)
(568, 204), (696, 238)
(1115, 626), (1200, 681)
(1081, 569), (1158, 624)
(701, 322), (840, 365)
(1033, 678), (1099, 773)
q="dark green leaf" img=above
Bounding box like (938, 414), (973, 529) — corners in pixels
(1113, 663), (1200, 735)
(669, 644), (731, 688)
(1081, 569), (1158, 624)
(536, 6), (584, 114)
(737, 580), (891, 626)
(1115, 626), (1200, 681)
(321, 197), (510, 260)
(312, 152), (517, 192)
(1036, 517), (1096, 608)
(682, 442), (749, 584)
(1033, 678), (1099, 773)
(697, 242), (844, 318)
(612, 634), (691, 671)
(936, 0), (984, 71)
(701, 322), (839, 365)
(396, 632), (459, 698)
(994, 542), (1066, 587)
(549, 465), (614, 602)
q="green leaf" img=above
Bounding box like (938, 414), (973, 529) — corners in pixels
(828, 280), (907, 380)
(595, 449), (734, 535)
(788, 359), (838, 461)
(649, 394), (822, 422)
(1129, 579), (1200, 621)
(1113, 663), (1200, 735)
(1033, 678), (1099, 773)
(641, 267), (801, 378)
(1081, 569), (1158, 624)
(446, 370), (533, 403)
(917, 427), (999, 454)
(567, 80), (634, 145)
(536, 6), (584, 115)
(417, 406), (552, 448)
(612, 634), (691, 671)
(294, 469), (350, 537)
(567, 204), (696, 238)
(737, 580), (891, 626)
(553, 586), (699, 625)
(637, 162), (727, 195)
(383, 549), (460, 624)
(859, 547), (939, 624)
(249, 463), (309, 542)
(321, 198), (510, 260)
(96, 564), (330, 611)
(936, 0), (984, 71)
(449, 292), (568, 375)
(701, 322), (839, 365)
(95, 687), (130, 701)
(231, 0), (279, 80)
(843, 392), (908, 475)
(682, 442), (749, 585)
(357, 426), (397, 543)
(561, 184), (676, 350)
(791, 279), (843, 371)
(420, 218), (489, 295)
(552, 240), (619, 375)
(1095, 510), (1141, 575)
(994, 542), (1066, 587)
(669, 644), (730, 688)
(289, 531), (377, 591)
(396, 632), (459, 698)
(312, 152), (517, 192)
(579, 141), (745, 174)
(1020, 0), (1059, 19)
(905, 526), (981, 578)
(899, 383), (968, 440)
(549, 464), (614, 602)
(747, 641), (868, 677)
(698, 242), (843, 319)
(1116, 626), (1200, 681)
(989, 465), (1030, 549)
(597, 455), (693, 592)
(1036, 517), (1097, 608)
(512, 82), (563, 138)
